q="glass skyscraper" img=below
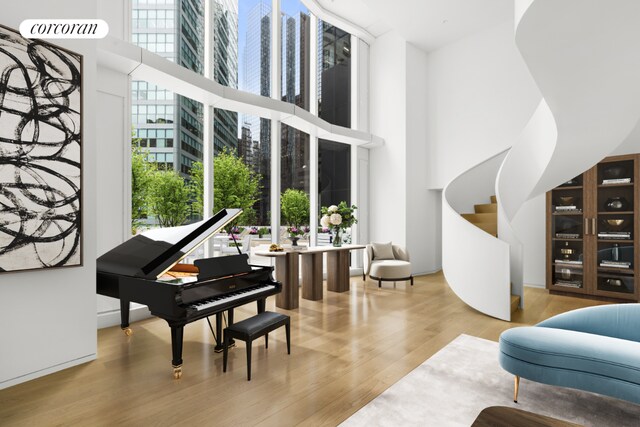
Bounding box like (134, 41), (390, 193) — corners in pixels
(132, 0), (240, 176)
(213, 0), (239, 154)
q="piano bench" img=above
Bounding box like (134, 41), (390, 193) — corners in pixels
(222, 311), (291, 381)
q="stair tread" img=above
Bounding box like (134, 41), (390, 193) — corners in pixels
(474, 203), (497, 213)
(462, 213), (497, 221)
(472, 222), (497, 236)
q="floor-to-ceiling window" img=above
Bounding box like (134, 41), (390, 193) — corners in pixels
(318, 139), (351, 244)
(281, 124), (310, 245)
(317, 20), (351, 127)
(128, 0), (364, 255)
(280, 1), (310, 111)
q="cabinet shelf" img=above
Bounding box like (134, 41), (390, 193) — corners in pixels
(598, 183), (634, 188)
(598, 211), (633, 215)
(554, 186), (582, 190)
(547, 154), (640, 302)
(597, 267), (634, 274)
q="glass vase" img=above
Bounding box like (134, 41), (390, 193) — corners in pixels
(332, 227), (342, 247)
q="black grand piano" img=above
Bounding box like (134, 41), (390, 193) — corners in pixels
(97, 208), (281, 378)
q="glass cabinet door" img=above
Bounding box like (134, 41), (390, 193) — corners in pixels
(549, 174), (586, 292)
(594, 158), (636, 298)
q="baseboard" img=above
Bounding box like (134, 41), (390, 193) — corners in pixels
(524, 283), (545, 289)
(0, 353), (95, 390)
(97, 304), (152, 329)
(414, 269), (442, 277)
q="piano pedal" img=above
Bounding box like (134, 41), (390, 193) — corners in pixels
(122, 327), (133, 336)
(172, 365), (182, 379)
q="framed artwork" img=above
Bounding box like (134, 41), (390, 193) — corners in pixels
(0, 24), (82, 273)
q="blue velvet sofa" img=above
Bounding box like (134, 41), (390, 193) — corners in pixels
(499, 304), (640, 404)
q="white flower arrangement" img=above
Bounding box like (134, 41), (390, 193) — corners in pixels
(321, 212), (342, 227)
(320, 202), (357, 230)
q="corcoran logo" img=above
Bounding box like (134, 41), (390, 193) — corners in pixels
(20, 19), (109, 39)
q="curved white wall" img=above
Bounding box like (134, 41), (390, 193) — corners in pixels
(517, 0), (640, 198)
(443, 151), (511, 321)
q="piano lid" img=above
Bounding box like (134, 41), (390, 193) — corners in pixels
(97, 208), (242, 280)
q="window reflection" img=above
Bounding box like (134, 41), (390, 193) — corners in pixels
(318, 21), (351, 127)
(281, 124), (310, 244)
(281, 1), (310, 110)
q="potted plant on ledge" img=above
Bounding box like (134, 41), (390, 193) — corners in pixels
(281, 188), (310, 246)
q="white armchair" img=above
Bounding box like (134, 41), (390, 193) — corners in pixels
(221, 234), (252, 255)
(363, 242), (413, 287)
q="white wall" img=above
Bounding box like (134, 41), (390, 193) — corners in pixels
(0, 0), (98, 389)
(406, 43), (441, 274)
(425, 20), (541, 190)
(369, 31), (407, 247)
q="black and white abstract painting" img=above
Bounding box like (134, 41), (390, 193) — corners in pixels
(0, 24), (82, 272)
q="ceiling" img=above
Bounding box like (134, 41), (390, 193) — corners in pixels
(316, 0), (513, 52)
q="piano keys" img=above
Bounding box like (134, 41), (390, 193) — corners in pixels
(96, 208), (282, 379)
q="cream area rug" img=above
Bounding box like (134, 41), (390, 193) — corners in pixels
(341, 334), (640, 427)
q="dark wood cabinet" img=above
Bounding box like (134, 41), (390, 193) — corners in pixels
(546, 154), (639, 301)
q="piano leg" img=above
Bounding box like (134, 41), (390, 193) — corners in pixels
(120, 299), (133, 336)
(214, 311), (236, 353)
(214, 313), (224, 352)
(257, 298), (266, 314)
(170, 325), (184, 379)
(227, 309), (236, 348)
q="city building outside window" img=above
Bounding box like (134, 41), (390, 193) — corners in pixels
(129, 0), (360, 247)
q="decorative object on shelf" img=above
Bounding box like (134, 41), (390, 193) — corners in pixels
(0, 24), (83, 273)
(604, 197), (629, 211)
(560, 268), (572, 280)
(320, 202), (358, 248)
(557, 218), (579, 234)
(604, 218), (626, 231)
(612, 243), (620, 261)
(606, 278), (623, 287)
(558, 196), (576, 206)
(560, 242), (574, 260)
(603, 164), (627, 180)
(560, 176), (580, 186)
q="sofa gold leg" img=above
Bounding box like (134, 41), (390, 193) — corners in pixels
(514, 375), (520, 403)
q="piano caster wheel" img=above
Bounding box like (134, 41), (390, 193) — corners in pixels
(122, 327), (133, 336)
(173, 366), (182, 379)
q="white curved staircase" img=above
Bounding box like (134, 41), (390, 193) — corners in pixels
(442, 0), (640, 321)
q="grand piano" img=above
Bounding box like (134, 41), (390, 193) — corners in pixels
(96, 208), (281, 378)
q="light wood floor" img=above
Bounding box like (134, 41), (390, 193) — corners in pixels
(0, 272), (605, 426)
